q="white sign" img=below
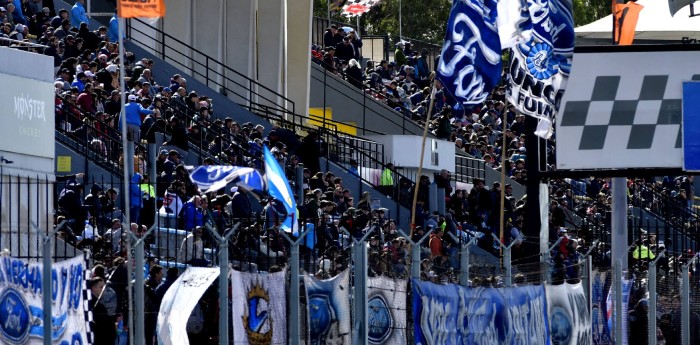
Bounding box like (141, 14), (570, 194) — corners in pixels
(556, 48), (700, 170)
(0, 255), (88, 344)
(156, 267), (219, 345)
(0, 72), (55, 159)
(231, 269), (287, 345)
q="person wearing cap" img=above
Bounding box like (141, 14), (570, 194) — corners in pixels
(322, 45), (337, 74)
(122, 94), (154, 144)
(336, 35), (355, 64)
(394, 41), (407, 67)
(71, 71), (88, 92)
(70, 0), (88, 29)
(51, 9), (69, 29)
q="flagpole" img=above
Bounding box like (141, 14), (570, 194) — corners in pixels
(117, 15), (136, 345)
(499, 97), (509, 255)
(410, 83), (437, 237)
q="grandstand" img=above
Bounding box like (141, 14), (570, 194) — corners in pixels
(1, 0), (699, 344)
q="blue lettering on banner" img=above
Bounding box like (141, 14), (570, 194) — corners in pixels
(412, 279), (549, 345)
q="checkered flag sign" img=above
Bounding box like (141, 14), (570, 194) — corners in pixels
(342, 0), (381, 17)
(555, 48), (700, 170)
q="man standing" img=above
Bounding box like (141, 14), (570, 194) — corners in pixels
(178, 226), (207, 266)
(70, 0), (88, 29)
(123, 94), (155, 144)
(380, 163), (395, 198)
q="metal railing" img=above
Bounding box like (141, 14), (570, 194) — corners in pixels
(454, 155), (486, 184)
(125, 18), (295, 116)
(312, 59), (423, 136)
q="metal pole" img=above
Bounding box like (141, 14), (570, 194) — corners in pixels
(398, 0), (402, 40)
(118, 17), (135, 345)
(586, 255), (593, 324)
(134, 236), (145, 345)
(681, 253), (699, 345)
(279, 230), (310, 345)
(614, 259), (623, 345)
(492, 233), (517, 286)
(448, 233), (477, 287)
(39, 221), (65, 345)
(611, 177), (628, 271)
(505, 246), (512, 287)
(648, 250), (666, 345)
(204, 223), (239, 345)
(399, 229), (433, 280)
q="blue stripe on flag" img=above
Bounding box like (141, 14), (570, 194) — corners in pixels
(264, 146), (297, 232)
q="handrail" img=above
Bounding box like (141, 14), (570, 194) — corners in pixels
(311, 60), (423, 136)
(0, 37), (49, 49)
(54, 95), (125, 177)
(125, 18), (295, 116)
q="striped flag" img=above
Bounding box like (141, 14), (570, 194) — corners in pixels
(263, 146), (297, 232)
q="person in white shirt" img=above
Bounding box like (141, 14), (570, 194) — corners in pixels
(103, 219), (123, 254)
(178, 226), (206, 266)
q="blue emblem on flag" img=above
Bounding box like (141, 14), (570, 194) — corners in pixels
(0, 287), (31, 344)
(550, 306), (573, 344)
(308, 294), (334, 343)
(437, 0), (503, 105)
(367, 295), (392, 343)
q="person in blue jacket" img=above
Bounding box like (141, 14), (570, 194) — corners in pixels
(130, 173), (143, 224)
(108, 11), (122, 43)
(122, 94), (155, 144)
(70, 0), (88, 29)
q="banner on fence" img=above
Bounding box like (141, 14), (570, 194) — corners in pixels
(412, 279), (549, 344)
(0, 255), (88, 345)
(231, 269), (287, 345)
(304, 269), (351, 344)
(605, 276), (632, 345)
(156, 267), (219, 345)
(545, 283), (592, 345)
(367, 276), (407, 345)
(592, 271), (611, 345)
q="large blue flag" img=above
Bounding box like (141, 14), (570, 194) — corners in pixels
(504, 0), (575, 139)
(189, 165), (265, 194)
(263, 146), (297, 232)
(436, 0), (503, 106)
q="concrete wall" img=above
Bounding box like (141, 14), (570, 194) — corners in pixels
(364, 135), (455, 172)
(309, 63), (427, 136)
(128, 0), (311, 120)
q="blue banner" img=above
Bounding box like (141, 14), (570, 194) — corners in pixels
(592, 271), (611, 345)
(188, 165), (265, 194)
(436, 0), (503, 105)
(412, 279), (549, 345)
(682, 81), (700, 171)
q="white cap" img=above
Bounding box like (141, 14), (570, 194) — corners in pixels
(84, 71), (95, 77)
(105, 64), (118, 73)
(230, 186), (238, 194)
(128, 94), (137, 101)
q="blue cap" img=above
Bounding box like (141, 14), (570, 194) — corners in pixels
(162, 87), (172, 93)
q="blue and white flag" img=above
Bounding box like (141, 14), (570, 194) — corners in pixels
(546, 282), (592, 345)
(188, 165), (265, 194)
(504, 0), (575, 139)
(436, 0), (503, 106)
(263, 146), (297, 232)
(367, 277), (407, 345)
(231, 269), (287, 345)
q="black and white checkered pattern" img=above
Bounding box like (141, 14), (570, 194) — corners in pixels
(556, 48), (700, 171)
(560, 74), (700, 150)
(83, 251), (95, 345)
(341, 0), (381, 17)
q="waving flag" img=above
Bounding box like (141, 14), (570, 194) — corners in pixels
(189, 166), (265, 194)
(504, 0), (575, 139)
(263, 146), (297, 232)
(117, 0), (166, 18)
(436, 0), (503, 106)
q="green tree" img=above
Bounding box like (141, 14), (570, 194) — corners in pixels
(573, 0), (611, 26)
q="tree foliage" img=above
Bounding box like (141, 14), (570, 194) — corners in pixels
(312, 0), (610, 43)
